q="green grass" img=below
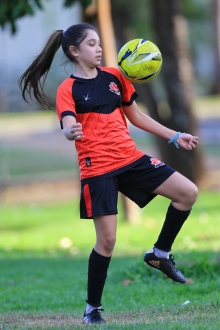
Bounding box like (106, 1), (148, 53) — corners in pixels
(0, 191), (220, 329)
(0, 254), (220, 329)
(1, 100), (220, 328)
(1, 191), (219, 256)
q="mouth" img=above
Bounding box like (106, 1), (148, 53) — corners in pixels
(96, 56), (102, 61)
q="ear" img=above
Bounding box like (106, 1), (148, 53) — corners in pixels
(69, 45), (78, 58)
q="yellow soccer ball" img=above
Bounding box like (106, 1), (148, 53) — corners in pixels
(117, 38), (162, 83)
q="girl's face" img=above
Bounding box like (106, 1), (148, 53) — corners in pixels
(72, 29), (102, 68)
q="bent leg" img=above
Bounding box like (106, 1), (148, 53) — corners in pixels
(144, 172), (198, 283)
(152, 172), (198, 252)
(153, 171), (198, 210)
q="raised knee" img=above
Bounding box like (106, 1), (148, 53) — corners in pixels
(188, 183), (198, 205)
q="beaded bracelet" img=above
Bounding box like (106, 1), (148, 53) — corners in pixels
(168, 132), (181, 148)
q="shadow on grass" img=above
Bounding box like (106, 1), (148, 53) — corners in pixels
(0, 251), (219, 329)
(0, 251), (220, 308)
(1, 307), (220, 330)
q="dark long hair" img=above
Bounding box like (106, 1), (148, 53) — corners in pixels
(19, 23), (96, 109)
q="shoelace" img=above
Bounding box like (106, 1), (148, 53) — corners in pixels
(91, 308), (104, 321)
(169, 254), (177, 268)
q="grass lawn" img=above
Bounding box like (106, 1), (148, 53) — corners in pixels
(1, 100), (220, 328)
(0, 191), (220, 329)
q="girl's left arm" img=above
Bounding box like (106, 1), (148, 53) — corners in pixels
(123, 101), (199, 150)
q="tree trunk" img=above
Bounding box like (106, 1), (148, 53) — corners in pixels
(210, 0), (220, 94)
(148, 0), (204, 183)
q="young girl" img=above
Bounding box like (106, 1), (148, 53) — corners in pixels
(19, 23), (198, 324)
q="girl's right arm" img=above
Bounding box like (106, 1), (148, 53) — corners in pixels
(62, 116), (84, 141)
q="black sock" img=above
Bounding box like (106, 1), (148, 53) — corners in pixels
(154, 203), (191, 252)
(86, 249), (111, 307)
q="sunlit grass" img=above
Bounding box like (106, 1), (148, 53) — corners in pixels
(1, 191), (219, 257)
(0, 191), (220, 328)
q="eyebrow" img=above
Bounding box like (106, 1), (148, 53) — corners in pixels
(86, 38), (100, 42)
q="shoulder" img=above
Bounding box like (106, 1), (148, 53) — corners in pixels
(99, 66), (133, 88)
(57, 77), (75, 93)
(57, 77), (75, 100)
(99, 66), (135, 94)
(99, 66), (122, 79)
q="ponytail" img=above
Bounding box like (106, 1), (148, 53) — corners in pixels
(19, 23), (96, 109)
(19, 30), (63, 109)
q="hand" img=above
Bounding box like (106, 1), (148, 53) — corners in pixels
(64, 123), (84, 141)
(177, 133), (199, 150)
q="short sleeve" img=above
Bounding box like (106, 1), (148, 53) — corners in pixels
(119, 71), (138, 105)
(56, 78), (76, 128)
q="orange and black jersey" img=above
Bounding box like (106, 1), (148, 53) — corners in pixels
(56, 66), (145, 183)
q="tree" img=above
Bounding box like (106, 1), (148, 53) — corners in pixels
(111, 0), (204, 183)
(0, 0), (90, 34)
(149, 0), (204, 183)
(211, 0), (220, 94)
(1, 0), (205, 184)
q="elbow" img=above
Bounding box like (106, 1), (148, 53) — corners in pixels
(128, 117), (139, 127)
(125, 115), (135, 126)
(126, 112), (144, 128)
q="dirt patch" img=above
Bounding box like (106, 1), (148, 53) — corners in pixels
(0, 313), (82, 329)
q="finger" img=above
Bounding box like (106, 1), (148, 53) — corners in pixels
(75, 132), (84, 140)
(76, 123), (83, 129)
(70, 124), (82, 130)
(192, 137), (199, 143)
(70, 129), (82, 135)
(189, 141), (198, 149)
(187, 137), (198, 146)
(188, 140), (195, 147)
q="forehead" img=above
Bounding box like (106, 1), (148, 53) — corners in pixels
(83, 29), (100, 41)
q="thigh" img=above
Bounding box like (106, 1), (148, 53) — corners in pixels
(117, 155), (175, 208)
(153, 171), (198, 208)
(93, 215), (117, 240)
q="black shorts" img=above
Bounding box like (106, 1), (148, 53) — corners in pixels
(80, 155), (175, 219)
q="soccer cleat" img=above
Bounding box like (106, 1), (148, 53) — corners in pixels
(82, 308), (106, 324)
(144, 250), (186, 283)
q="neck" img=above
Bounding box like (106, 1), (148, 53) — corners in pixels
(74, 66), (98, 79)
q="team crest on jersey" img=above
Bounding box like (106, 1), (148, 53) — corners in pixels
(150, 157), (165, 168)
(109, 82), (120, 95)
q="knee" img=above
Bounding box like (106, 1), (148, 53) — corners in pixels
(102, 234), (116, 255)
(186, 183), (198, 206)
